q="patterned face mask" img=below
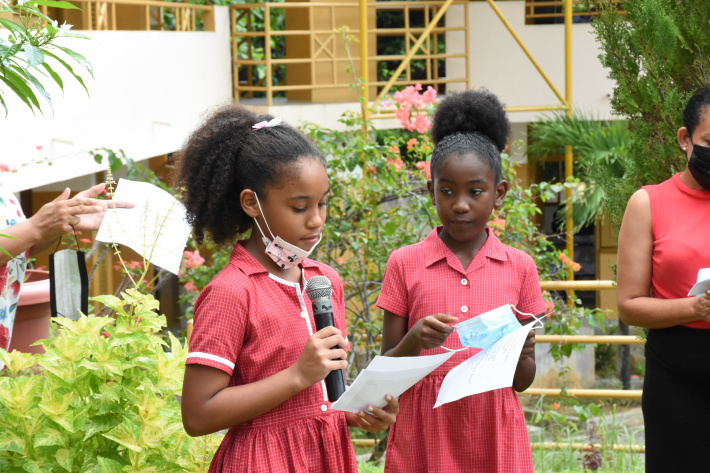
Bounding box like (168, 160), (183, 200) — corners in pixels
(455, 304), (522, 350)
(253, 193), (321, 270)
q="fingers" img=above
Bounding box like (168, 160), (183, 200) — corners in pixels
(52, 188), (71, 202)
(109, 200), (135, 209)
(74, 183), (105, 199)
(354, 394), (398, 433)
(430, 313), (459, 326)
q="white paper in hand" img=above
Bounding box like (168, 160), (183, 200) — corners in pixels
(688, 268), (710, 297)
(330, 350), (458, 413)
(96, 180), (191, 275)
(434, 324), (530, 408)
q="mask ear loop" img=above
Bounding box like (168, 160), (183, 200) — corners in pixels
(511, 305), (553, 330)
(252, 192), (276, 241)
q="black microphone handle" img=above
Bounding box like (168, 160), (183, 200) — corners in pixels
(314, 308), (346, 402)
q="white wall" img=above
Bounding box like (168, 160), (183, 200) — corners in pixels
(0, 6), (232, 192)
(447, 1), (616, 124)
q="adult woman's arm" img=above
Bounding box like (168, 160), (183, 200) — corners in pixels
(0, 184), (133, 266)
(617, 190), (710, 328)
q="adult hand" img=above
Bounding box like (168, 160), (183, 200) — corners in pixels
(693, 291), (710, 322)
(71, 183), (134, 232)
(409, 313), (458, 350)
(28, 188), (102, 241)
(351, 394), (400, 434)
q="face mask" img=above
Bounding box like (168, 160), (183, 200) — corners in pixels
(688, 143), (710, 190)
(49, 242), (88, 321)
(455, 304), (525, 350)
(253, 193), (321, 270)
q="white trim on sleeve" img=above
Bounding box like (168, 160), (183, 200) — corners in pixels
(187, 352), (235, 370)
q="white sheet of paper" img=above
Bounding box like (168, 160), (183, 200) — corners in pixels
(331, 351), (458, 413)
(688, 268), (710, 297)
(96, 179), (191, 275)
(434, 324), (530, 408)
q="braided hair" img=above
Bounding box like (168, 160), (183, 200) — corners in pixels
(174, 104), (324, 245)
(683, 87), (710, 138)
(430, 89), (510, 183)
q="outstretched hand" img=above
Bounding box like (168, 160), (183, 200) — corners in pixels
(71, 183), (134, 231)
(350, 394), (399, 434)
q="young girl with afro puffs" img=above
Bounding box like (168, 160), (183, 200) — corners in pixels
(177, 105), (398, 473)
(378, 89), (546, 473)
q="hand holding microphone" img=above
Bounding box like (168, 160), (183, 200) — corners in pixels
(305, 276), (347, 402)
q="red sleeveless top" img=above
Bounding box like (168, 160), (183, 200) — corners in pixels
(643, 173), (710, 328)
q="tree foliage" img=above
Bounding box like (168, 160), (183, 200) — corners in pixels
(589, 0), (710, 231)
(0, 0), (92, 116)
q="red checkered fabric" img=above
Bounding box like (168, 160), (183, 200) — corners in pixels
(187, 241), (357, 473)
(377, 227), (547, 473)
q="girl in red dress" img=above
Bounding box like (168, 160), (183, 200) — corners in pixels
(378, 89), (546, 473)
(178, 105), (398, 473)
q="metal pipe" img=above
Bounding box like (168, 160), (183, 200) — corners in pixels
(536, 335), (645, 345)
(484, 0), (566, 106)
(522, 388), (643, 400)
(564, 0), (574, 305)
(539, 280), (614, 291)
(360, 0), (369, 136)
(371, 0), (455, 110)
(530, 442), (645, 453)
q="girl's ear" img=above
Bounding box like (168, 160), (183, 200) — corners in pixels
(241, 189), (259, 218)
(494, 180), (509, 208)
(426, 179), (436, 205)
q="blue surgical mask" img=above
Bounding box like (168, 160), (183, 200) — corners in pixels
(455, 304), (522, 350)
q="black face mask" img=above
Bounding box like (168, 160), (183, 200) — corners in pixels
(688, 143), (710, 190)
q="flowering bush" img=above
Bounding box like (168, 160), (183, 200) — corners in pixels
(386, 84), (437, 133)
(0, 0), (92, 115)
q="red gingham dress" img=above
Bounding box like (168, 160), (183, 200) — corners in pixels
(377, 227), (547, 473)
(186, 241), (358, 473)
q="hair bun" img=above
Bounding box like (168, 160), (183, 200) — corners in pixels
(430, 88), (510, 152)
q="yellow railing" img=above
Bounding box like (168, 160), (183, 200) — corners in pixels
(39, 0), (215, 32)
(523, 0), (625, 24)
(230, 1), (469, 106)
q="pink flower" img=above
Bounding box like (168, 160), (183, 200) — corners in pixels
(182, 250), (206, 269)
(422, 86), (437, 104)
(0, 164), (10, 173)
(416, 161), (431, 179)
(35, 145), (43, 151)
(387, 158), (404, 172)
(184, 281), (198, 292)
(127, 261), (142, 270)
(79, 238), (91, 243)
(389, 145), (400, 155)
(413, 113), (430, 133)
(369, 166), (377, 175)
(406, 138), (418, 150)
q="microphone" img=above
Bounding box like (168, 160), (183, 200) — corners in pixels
(305, 275), (346, 402)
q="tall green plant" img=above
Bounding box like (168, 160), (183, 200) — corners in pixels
(0, 0), (92, 116)
(589, 0), (710, 230)
(528, 112), (630, 231)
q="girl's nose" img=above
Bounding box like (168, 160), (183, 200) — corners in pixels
(307, 208), (324, 229)
(452, 196), (470, 213)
